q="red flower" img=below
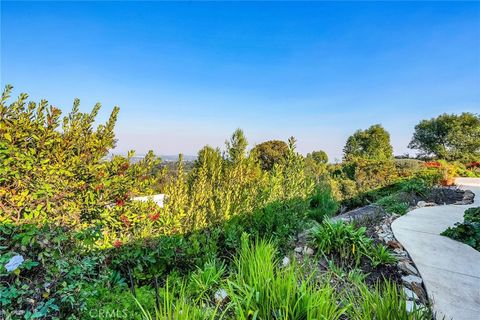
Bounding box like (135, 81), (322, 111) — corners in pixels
(121, 163), (129, 171)
(148, 212), (160, 222)
(113, 240), (123, 248)
(120, 214), (131, 227)
(116, 199), (125, 207)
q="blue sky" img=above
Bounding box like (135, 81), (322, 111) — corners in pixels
(1, 1), (479, 160)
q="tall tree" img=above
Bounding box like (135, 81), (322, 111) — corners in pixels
(343, 124), (393, 161)
(251, 140), (289, 170)
(408, 113), (480, 161)
(225, 128), (248, 164)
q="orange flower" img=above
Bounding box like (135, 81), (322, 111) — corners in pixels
(113, 240), (122, 248)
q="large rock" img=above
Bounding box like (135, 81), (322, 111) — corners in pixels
(427, 188), (475, 205)
(330, 204), (386, 224)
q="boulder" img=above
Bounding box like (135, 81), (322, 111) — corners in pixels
(403, 287), (418, 300)
(427, 188), (475, 205)
(330, 204), (386, 224)
(402, 275), (423, 287)
(398, 261), (418, 275)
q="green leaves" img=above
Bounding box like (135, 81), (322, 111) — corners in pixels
(409, 112), (480, 162)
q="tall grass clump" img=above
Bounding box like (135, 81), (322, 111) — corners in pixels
(348, 281), (431, 319)
(227, 234), (347, 320)
(133, 280), (220, 320)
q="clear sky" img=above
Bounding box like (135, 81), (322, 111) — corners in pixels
(1, 1), (479, 160)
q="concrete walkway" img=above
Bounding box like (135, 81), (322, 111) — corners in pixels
(392, 178), (480, 320)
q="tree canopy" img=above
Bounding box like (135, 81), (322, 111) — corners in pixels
(408, 113), (480, 162)
(251, 140), (289, 170)
(343, 124), (393, 161)
(306, 150), (329, 165)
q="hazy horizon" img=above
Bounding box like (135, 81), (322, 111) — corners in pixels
(2, 1), (479, 160)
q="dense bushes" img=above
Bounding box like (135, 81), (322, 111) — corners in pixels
(442, 207), (480, 251)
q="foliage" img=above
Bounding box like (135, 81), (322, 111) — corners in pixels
(251, 140), (289, 171)
(0, 223), (113, 319)
(352, 159), (398, 192)
(376, 195), (409, 215)
(348, 281), (431, 319)
(369, 244), (397, 267)
(307, 185), (339, 222)
(0, 85), (162, 226)
(442, 207), (480, 251)
(310, 221), (373, 266)
(409, 112), (480, 162)
(307, 150), (329, 164)
(227, 235), (347, 320)
(305, 150), (329, 182)
(454, 161), (480, 178)
(394, 159), (424, 177)
(343, 124), (393, 162)
(0, 85), (439, 318)
(126, 238), (427, 320)
(225, 128), (248, 164)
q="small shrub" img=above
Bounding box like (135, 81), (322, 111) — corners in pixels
(308, 186), (339, 222)
(442, 207), (480, 251)
(369, 244), (397, 267)
(310, 221), (372, 265)
(376, 195), (409, 215)
(188, 259), (225, 301)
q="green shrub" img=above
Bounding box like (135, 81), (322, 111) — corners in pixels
(397, 178), (430, 197)
(310, 221), (372, 265)
(188, 259), (225, 302)
(376, 195), (409, 215)
(442, 207), (480, 251)
(394, 159), (424, 177)
(369, 244), (397, 267)
(308, 185), (339, 222)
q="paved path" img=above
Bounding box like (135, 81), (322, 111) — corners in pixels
(392, 178), (480, 320)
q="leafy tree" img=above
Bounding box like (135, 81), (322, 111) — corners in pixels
(225, 128), (248, 164)
(307, 150), (328, 164)
(251, 140), (289, 171)
(343, 124), (393, 161)
(305, 150), (329, 182)
(408, 113), (480, 161)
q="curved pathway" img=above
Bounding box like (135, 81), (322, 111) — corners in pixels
(392, 178), (480, 320)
